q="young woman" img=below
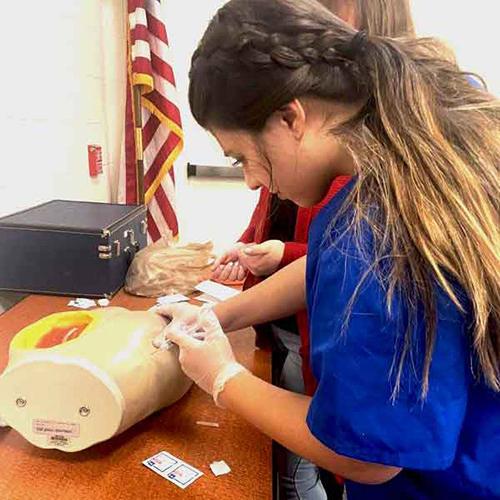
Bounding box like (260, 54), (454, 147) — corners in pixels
(209, 4), (415, 498)
(159, 0), (500, 497)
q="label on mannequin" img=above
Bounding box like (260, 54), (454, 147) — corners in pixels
(32, 419), (80, 437)
(143, 451), (203, 489)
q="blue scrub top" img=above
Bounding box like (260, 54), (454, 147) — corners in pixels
(305, 179), (500, 499)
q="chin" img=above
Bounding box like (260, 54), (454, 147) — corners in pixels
(289, 183), (327, 207)
(287, 194), (317, 208)
(279, 187), (323, 208)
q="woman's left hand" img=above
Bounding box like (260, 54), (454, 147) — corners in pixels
(165, 311), (246, 399)
(238, 240), (285, 276)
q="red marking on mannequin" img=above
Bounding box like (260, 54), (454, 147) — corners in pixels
(36, 325), (87, 348)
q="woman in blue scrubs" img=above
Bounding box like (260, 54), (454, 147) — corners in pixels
(159, 0), (500, 497)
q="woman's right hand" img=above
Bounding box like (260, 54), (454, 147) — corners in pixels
(211, 242), (248, 282)
(152, 302), (202, 347)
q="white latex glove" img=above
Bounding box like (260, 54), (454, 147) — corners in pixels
(238, 240), (285, 277)
(165, 311), (247, 405)
(153, 302), (205, 348)
(211, 242), (248, 281)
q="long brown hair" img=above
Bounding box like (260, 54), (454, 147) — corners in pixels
(189, 0), (500, 396)
(319, 0), (415, 37)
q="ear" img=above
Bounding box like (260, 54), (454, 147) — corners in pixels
(273, 99), (307, 141)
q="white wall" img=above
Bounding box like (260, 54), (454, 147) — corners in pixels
(412, 0), (500, 96)
(101, 0), (128, 203)
(162, 0), (230, 167)
(0, 1), (124, 218)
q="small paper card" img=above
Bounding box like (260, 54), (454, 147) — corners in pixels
(143, 451), (203, 489)
(210, 460), (231, 477)
(156, 294), (190, 306)
(195, 280), (240, 301)
(68, 298), (96, 310)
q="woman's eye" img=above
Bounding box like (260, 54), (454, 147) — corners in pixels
(231, 158), (243, 168)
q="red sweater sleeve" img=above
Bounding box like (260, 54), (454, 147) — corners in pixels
(279, 242), (307, 268)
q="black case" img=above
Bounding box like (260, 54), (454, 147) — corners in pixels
(0, 200), (147, 298)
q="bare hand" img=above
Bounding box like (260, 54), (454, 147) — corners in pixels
(212, 242), (249, 282)
(238, 240), (285, 277)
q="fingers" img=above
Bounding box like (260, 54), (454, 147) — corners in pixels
(212, 252), (231, 270)
(236, 264), (246, 281)
(212, 242), (246, 270)
(165, 325), (202, 349)
(211, 265), (223, 280)
(212, 256), (223, 271)
(227, 262), (242, 281)
(218, 262), (235, 281)
(154, 303), (177, 319)
(152, 333), (166, 348)
(155, 304), (194, 322)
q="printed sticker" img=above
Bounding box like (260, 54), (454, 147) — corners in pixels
(33, 419), (80, 437)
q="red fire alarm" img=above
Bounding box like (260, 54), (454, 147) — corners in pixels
(88, 145), (103, 177)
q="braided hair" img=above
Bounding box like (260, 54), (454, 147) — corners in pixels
(189, 0), (370, 129)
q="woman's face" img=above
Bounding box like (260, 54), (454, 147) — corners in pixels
(212, 99), (355, 207)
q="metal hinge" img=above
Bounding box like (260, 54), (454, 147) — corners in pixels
(124, 229), (140, 250)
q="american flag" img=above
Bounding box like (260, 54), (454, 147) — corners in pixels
(120, 0), (183, 242)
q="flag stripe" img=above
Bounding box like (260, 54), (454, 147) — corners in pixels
(129, 7), (147, 29)
(146, 11), (168, 44)
(142, 114), (161, 151)
(151, 52), (175, 86)
(144, 131), (181, 191)
(147, 210), (161, 242)
(145, 91), (182, 129)
(155, 184), (178, 234)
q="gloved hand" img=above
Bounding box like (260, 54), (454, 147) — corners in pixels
(238, 240), (285, 277)
(153, 302), (203, 348)
(164, 310), (247, 405)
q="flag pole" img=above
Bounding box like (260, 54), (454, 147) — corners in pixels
(133, 85), (145, 205)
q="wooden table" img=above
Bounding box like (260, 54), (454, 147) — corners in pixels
(0, 291), (272, 500)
